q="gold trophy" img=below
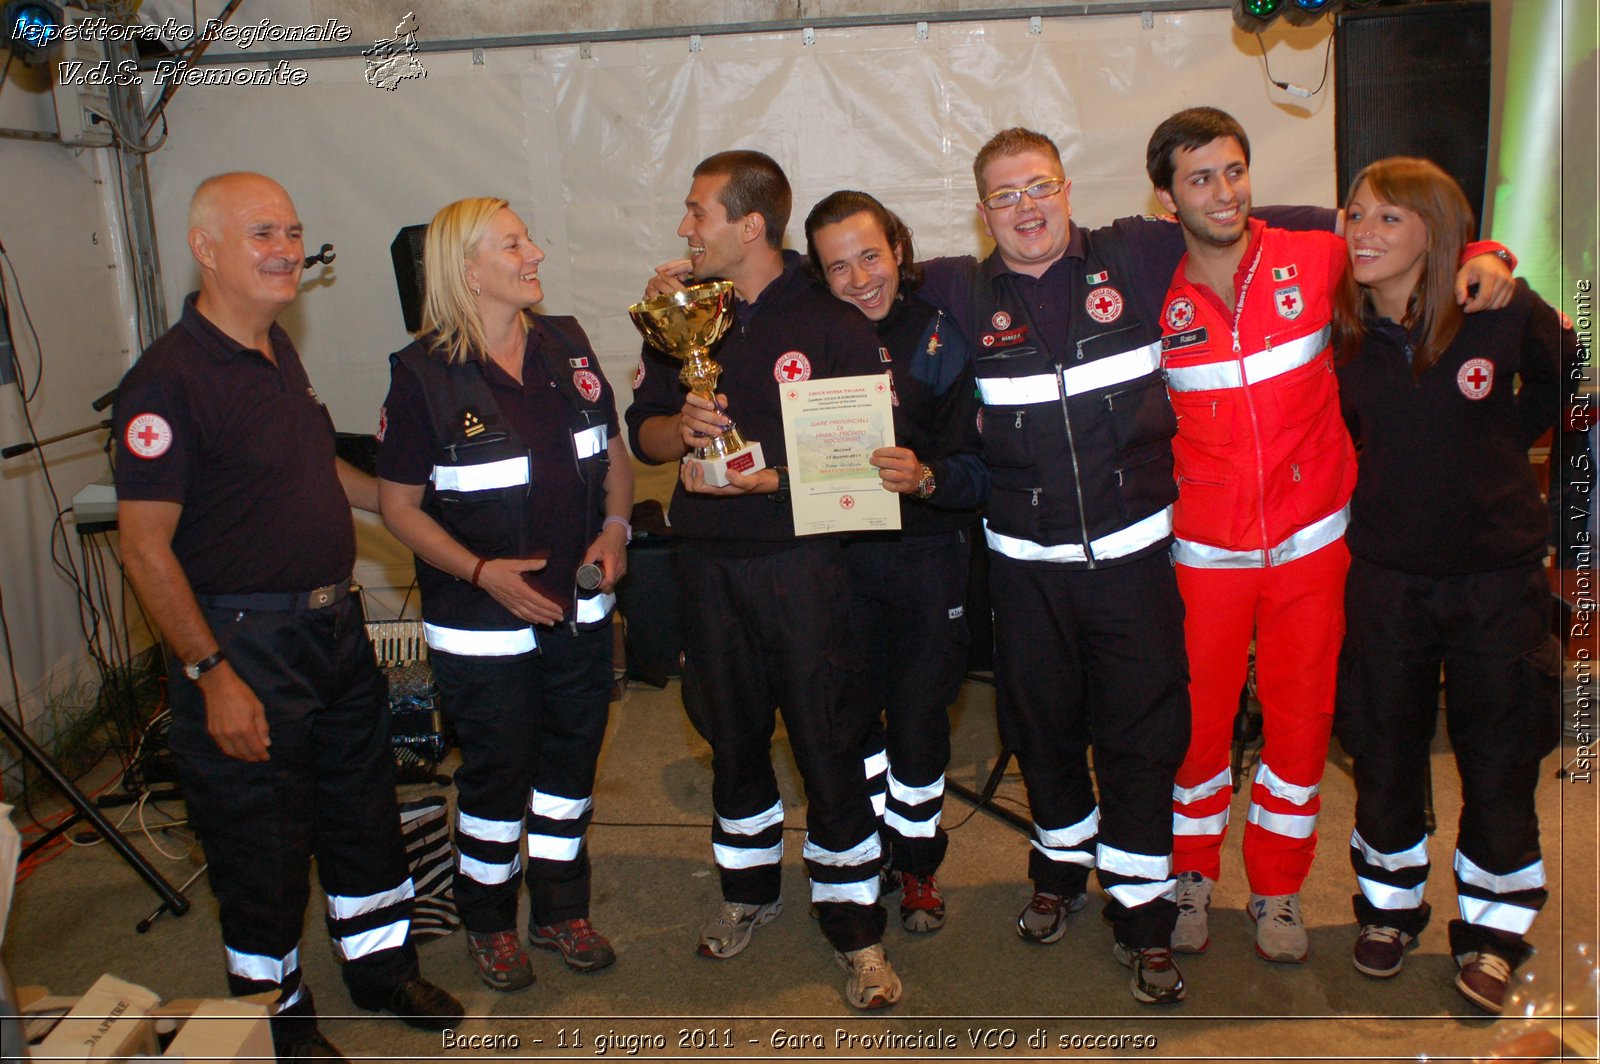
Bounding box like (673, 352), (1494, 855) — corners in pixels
(629, 280), (766, 487)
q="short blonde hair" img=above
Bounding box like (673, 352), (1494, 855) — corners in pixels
(419, 196), (527, 364)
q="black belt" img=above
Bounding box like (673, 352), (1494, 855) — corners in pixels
(195, 582), (350, 612)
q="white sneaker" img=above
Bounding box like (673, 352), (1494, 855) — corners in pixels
(1171, 871), (1214, 954)
(697, 899), (782, 959)
(1248, 892), (1308, 963)
(835, 943), (903, 1009)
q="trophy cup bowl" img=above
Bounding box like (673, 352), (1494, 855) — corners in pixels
(629, 280), (766, 487)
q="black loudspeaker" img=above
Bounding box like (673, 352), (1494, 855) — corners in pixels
(390, 224), (428, 333)
(1335, 1), (1492, 229)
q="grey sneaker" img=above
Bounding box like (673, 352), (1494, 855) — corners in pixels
(1248, 892), (1308, 963)
(1172, 872), (1214, 954)
(835, 943), (903, 1009)
(1016, 890), (1089, 944)
(696, 899), (783, 959)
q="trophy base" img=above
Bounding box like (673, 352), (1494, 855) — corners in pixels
(684, 442), (766, 488)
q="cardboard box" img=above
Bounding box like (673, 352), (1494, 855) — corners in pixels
(162, 998), (273, 1063)
(32, 973), (160, 1062)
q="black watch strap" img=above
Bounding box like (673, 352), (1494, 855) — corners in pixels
(185, 650), (226, 681)
(768, 465), (790, 504)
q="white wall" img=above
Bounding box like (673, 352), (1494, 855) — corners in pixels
(0, 62), (143, 735)
(38, 0), (1589, 726)
(140, 8), (1338, 582)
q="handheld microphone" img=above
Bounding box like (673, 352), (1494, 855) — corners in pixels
(576, 563), (604, 591)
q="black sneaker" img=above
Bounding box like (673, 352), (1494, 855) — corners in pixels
(1112, 942), (1187, 1004)
(275, 1028), (348, 1063)
(1016, 890), (1088, 944)
(350, 977), (464, 1031)
(1352, 925), (1417, 978)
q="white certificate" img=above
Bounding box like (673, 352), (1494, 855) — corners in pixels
(778, 372), (901, 536)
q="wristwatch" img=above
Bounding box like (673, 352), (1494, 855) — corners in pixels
(914, 464), (936, 500)
(768, 465), (791, 504)
(184, 650), (226, 682)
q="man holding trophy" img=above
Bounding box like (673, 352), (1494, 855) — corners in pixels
(625, 150), (902, 1009)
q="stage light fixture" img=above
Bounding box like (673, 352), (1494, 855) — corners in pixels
(1234, 0), (1287, 33)
(3, 0), (62, 66)
(1285, 0), (1344, 26)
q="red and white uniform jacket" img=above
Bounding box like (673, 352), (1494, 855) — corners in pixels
(1159, 221), (1355, 568)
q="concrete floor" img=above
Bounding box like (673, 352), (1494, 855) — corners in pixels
(5, 675), (1596, 1062)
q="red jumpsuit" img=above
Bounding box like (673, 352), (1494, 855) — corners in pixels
(1160, 221), (1354, 895)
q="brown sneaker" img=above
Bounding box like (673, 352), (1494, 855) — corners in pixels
(465, 929), (535, 992)
(1352, 925), (1417, 978)
(1454, 951), (1514, 1014)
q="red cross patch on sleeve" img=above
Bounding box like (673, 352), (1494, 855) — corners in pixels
(124, 413), (173, 459)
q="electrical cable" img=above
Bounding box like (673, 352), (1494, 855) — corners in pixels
(1255, 26), (1335, 98)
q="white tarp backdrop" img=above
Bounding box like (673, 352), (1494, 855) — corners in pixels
(0, 4), (1352, 729)
(142, 7), (1337, 604)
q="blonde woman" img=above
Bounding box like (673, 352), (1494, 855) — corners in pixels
(377, 197), (633, 991)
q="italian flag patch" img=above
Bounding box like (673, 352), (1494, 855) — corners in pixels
(1272, 264), (1298, 282)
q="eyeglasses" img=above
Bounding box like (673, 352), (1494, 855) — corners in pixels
(982, 178), (1066, 211)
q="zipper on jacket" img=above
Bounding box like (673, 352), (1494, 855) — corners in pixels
(1060, 347), (1095, 565)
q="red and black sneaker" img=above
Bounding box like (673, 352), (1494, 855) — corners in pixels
(465, 929), (535, 992)
(531, 918), (617, 973)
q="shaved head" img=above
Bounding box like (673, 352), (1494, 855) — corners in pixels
(188, 172), (288, 239)
(187, 172), (304, 333)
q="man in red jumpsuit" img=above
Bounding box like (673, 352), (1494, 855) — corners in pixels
(1143, 108), (1515, 966)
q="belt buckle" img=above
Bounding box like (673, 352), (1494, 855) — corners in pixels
(310, 586), (333, 608)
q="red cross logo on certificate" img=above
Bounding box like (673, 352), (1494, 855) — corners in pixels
(839, 494), (855, 510)
(774, 351), (812, 383)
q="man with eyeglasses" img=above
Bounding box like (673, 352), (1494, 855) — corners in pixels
(914, 126), (1516, 1006)
(915, 126), (1207, 1005)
